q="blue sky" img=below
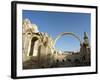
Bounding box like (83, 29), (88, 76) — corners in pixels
(23, 10), (91, 52)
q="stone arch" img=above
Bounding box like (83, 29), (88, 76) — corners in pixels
(54, 32), (82, 50)
(27, 35), (41, 56)
(29, 37), (38, 56)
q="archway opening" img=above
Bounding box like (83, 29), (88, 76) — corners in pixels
(29, 37), (38, 56)
(54, 32), (81, 53)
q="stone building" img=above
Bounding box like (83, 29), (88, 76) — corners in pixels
(22, 19), (55, 69)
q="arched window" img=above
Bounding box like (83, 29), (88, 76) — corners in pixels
(56, 59), (59, 63)
(62, 59), (65, 62)
(29, 37), (38, 56)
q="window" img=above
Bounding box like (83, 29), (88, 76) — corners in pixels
(62, 59), (65, 62)
(29, 37), (38, 56)
(56, 59), (59, 63)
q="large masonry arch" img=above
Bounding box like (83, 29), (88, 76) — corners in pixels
(54, 32), (82, 49)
